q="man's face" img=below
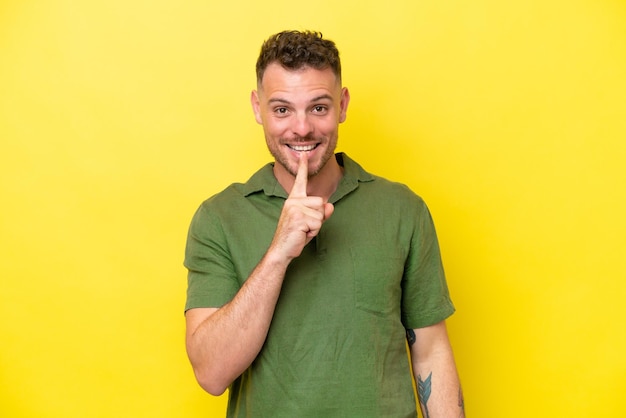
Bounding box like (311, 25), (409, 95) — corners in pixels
(251, 63), (350, 178)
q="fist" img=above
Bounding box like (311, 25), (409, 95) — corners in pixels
(271, 152), (334, 261)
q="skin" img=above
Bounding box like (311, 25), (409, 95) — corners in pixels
(411, 322), (466, 418)
(185, 64), (345, 395)
(251, 62), (350, 199)
(185, 62), (464, 416)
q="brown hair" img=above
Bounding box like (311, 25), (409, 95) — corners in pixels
(256, 30), (342, 85)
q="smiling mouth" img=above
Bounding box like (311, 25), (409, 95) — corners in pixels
(287, 144), (318, 152)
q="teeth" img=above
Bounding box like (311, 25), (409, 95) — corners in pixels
(289, 144), (316, 152)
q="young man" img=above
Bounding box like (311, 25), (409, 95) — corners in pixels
(184, 30), (464, 417)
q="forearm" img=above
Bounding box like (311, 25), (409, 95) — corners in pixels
(413, 350), (464, 417)
(186, 250), (289, 395)
(410, 323), (465, 418)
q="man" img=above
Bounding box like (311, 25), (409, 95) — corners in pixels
(184, 30), (464, 417)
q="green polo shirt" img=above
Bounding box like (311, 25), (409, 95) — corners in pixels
(184, 153), (455, 417)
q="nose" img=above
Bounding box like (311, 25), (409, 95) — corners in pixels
(291, 112), (314, 138)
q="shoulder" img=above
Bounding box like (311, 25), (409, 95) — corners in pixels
(340, 153), (426, 205)
(371, 174), (423, 198)
(195, 162), (276, 213)
(192, 183), (250, 225)
(360, 174), (428, 213)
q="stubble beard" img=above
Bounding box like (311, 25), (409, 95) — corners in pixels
(269, 135), (338, 178)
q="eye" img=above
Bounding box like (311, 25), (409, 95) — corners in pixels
(273, 107), (290, 117)
(312, 105), (328, 114)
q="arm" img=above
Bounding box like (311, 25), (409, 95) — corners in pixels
(185, 252), (288, 395)
(185, 153), (333, 395)
(408, 321), (465, 418)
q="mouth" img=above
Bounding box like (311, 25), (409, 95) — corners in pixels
(286, 143), (319, 152)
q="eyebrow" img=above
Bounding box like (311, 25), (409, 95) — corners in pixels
(310, 94), (334, 103)
(267, 98), (291, 105)
(267, 94), (334, 105)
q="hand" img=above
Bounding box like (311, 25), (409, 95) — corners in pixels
(271, 152), (334, 261)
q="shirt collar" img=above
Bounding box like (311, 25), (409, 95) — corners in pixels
(242, 152), (374, 202)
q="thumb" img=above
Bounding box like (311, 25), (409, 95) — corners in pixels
(323, 202), (335, 221)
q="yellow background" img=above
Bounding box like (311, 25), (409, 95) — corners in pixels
(1, 0), (625, 417)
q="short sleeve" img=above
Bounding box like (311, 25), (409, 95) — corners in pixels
(401, 199), (455, 329)
(184, 201), (240, 312)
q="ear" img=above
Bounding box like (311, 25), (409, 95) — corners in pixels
(250, 90), (263, 125)
(338, 87), (350, 123)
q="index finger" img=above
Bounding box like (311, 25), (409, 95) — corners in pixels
(290, 152), (308, 197)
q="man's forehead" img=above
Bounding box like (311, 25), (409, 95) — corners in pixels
(259, 63), (340, 91)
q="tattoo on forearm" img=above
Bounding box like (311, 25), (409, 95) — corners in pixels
(406, 328), (416, 346)
(417, 372), (432, 418)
